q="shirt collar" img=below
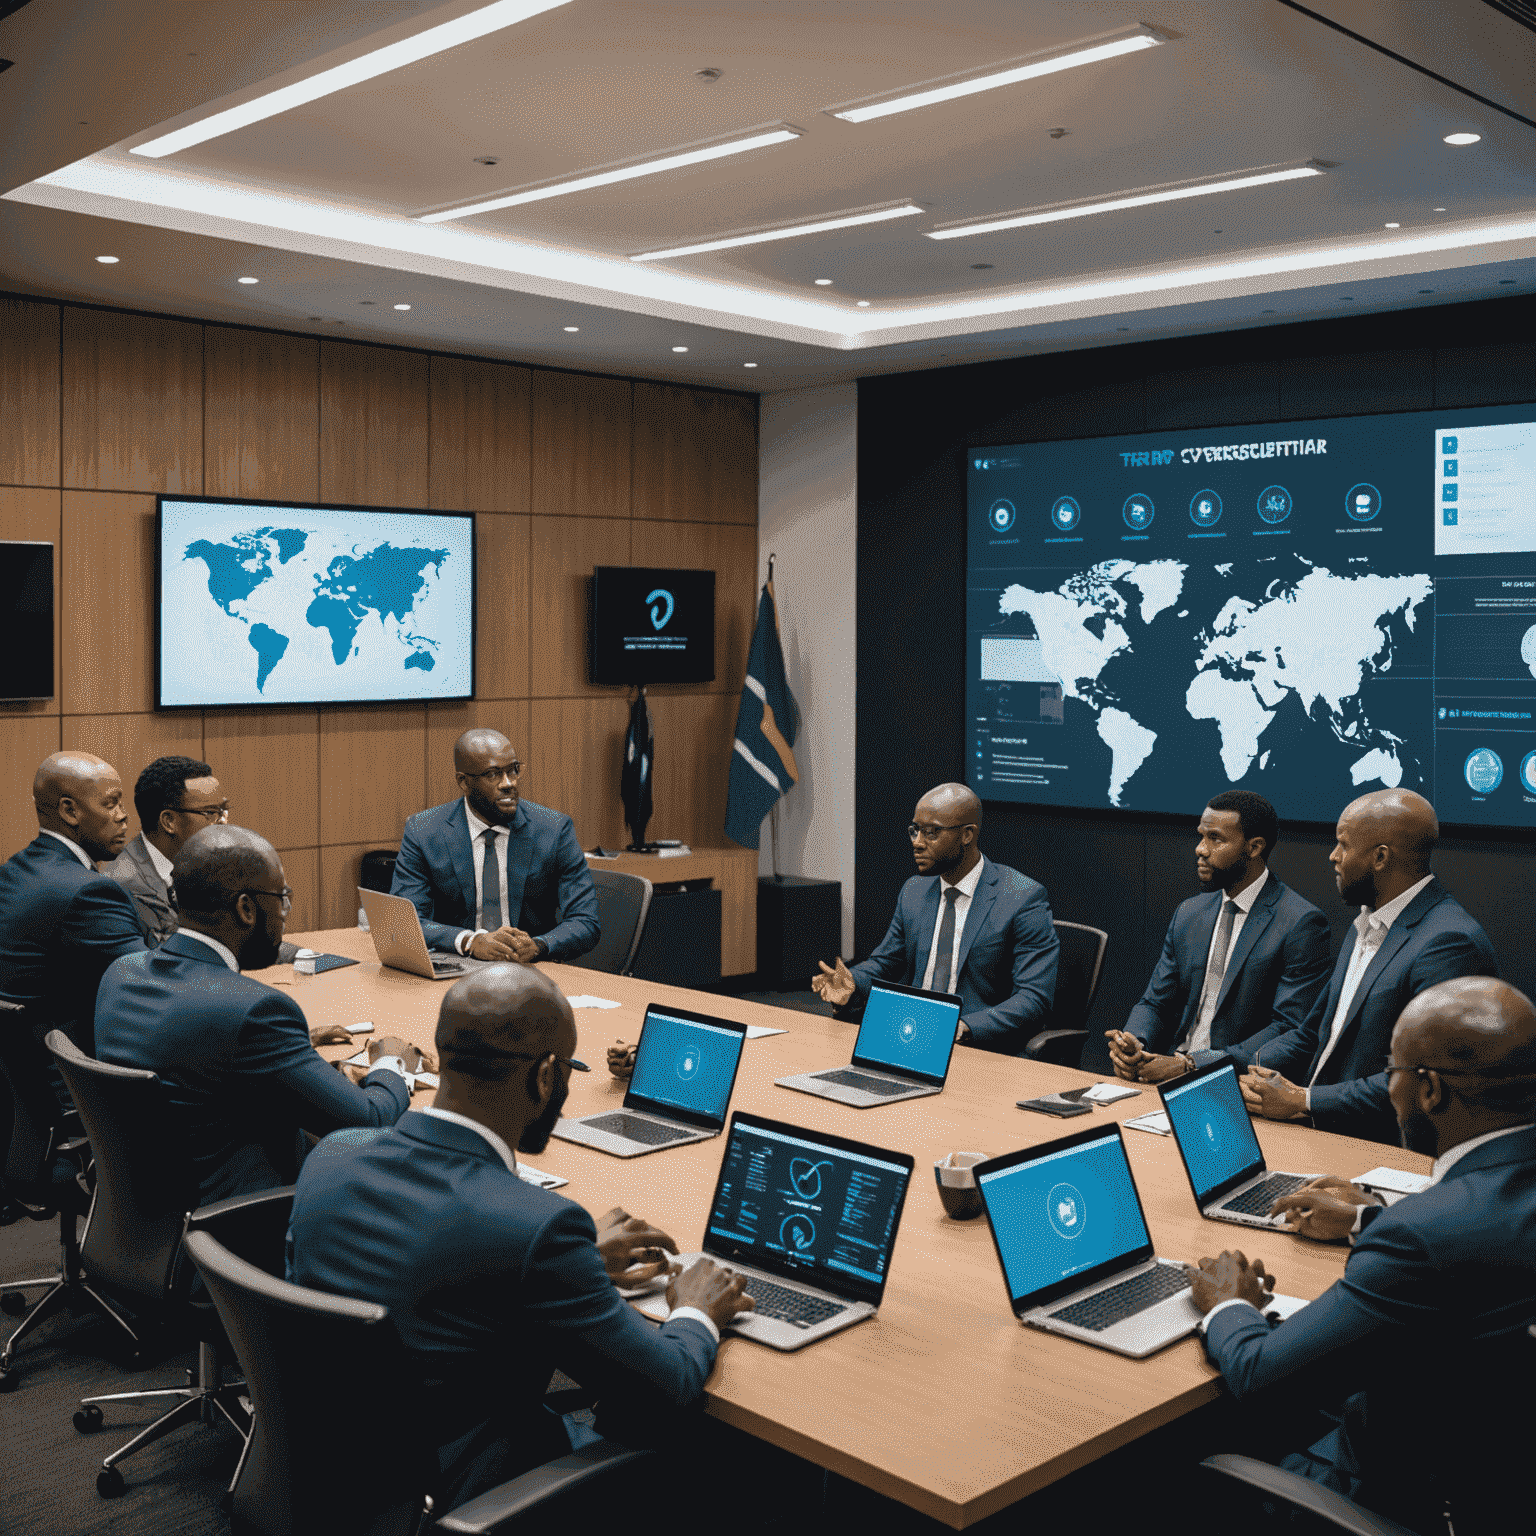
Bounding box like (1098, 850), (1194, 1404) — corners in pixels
(40, 828), (95, 869)
(942, 854), (986, 901)
(463, 798), (517, 842)
(417, 1105), (519, 1174)
(174, 927), (240, 972)
(1429, 1123), (1530, 1186)
(1227, 866), (1270, 914)
(1357, 873), (1434, 939)
(141, 833), (175, 887)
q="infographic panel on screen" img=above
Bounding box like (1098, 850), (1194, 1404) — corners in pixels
(967, 405), (1536, 830)
(158, 498), (474, 707)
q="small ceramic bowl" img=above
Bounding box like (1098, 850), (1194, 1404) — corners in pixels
(934, 1151), (990, 1220)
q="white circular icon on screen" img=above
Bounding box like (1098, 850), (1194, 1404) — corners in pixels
(989, 499), (1017, 532)
(899, 1017), (918, 1044)
(1346, 483), (1382, 523)
(1047, 1182), (1086, 1240)
(1521, 624), (1536, 681)
(1521, 752), (1536, 794)
(1122, 495), (1154, 531)
(1050, 496), (1080, 531)
(676, 1050), (701, 1081)
(1189, 490), (1223, 527)
(1464, 749), (1502, 793)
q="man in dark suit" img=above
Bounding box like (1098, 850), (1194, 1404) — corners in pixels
(1105, 791), (1331, 1084)
(391, 728), (599, 963)
(811, 783), (1058, 1054)
(1228, 788), (1497, 1143)
(286, 963), (751, 1511)
(95, 825), (420, 1202)
(1188, 976), (1536, 1534)
(0, 751), (145, 1058)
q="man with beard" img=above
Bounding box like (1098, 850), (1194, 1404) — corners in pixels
(286, 964), (752, 1512)
(1228, 788), (1497, 1143)
(811, 782), (1058, 1053)
(94, 826), (419, 1202)
(1105, 791), (1330, 1083)
(1187, 976), (1536, 1535)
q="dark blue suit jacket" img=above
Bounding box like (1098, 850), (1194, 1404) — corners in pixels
(1225, 878), (1497, 1143)
(1202, 1125), (1536, 1532)
(391, 798), (600, 960)
(0, 833), (145, 1053)
(95, 934), (410, 1202)
(848, 858), (1059, 1054)
(286, 1111), (717, 1505)
(1125, 876), (1331, 1062)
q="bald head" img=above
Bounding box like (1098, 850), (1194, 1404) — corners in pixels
(453, 728), (521, 826)
(1331, 788), (1439, 908)
(453, 729), (512, 775)
(1396, 978), (1536, 1090)
(33, 751), (129, 861)
(916, 783), (983, 831)
(172, 825), (280, 920)
(436, 963), (575, 1084)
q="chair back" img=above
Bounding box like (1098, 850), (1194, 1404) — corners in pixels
(566, 869), (652, 975)
(185, 1228), (431, 1536)
(1, 1004), (66, 1188)
(187, 1186), (296, 1278)
(1050, 921), (1109, 1033)
(47, 1030), (193, 1305)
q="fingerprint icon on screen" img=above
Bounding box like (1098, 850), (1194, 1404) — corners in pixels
(676, 1049), (700, 1081)
(899, 1017), (918, 1044)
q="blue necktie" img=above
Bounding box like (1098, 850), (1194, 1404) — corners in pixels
(480, 829), (502, 931)
(931, 888), (959, 994)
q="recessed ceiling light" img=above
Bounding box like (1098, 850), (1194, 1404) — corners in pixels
(672, 345), (688, 352)
(743, 362), (758, 368)
(421, 125), (801, 221)
(95, 254), (118, 263)
(814, 278), (833, 285)
(1384, 222), (1400, 228)
(563, 325), (579, 332)
(631, 201), (923, 262)
(928, 161), (1325, 240)
(131, 0), (574, 158)
(1443, 132), (1481, 146)
(827, 24), (1165, 123)
(1433, 207), (1446, 212)
(856, 300), (871, 307)
(237, 275), (259, 283)
(394, 303), (411, 310)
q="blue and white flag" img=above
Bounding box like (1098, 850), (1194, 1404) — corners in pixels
(724, 579), (800, 849)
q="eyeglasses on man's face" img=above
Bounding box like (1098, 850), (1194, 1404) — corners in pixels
(907, 822), (973, 843)
(463, 762), (521, 783)
(241, 887), (293, 916)
(179, 800), (230, 822)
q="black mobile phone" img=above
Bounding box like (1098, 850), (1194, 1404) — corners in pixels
(1016, 1096), (1092, 1118)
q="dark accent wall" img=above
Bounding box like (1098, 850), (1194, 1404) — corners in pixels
(857, 295), (1536, 1069)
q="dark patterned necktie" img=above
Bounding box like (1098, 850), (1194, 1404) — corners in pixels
(931, 888), (960, 994)
(480, 828), (502, 931)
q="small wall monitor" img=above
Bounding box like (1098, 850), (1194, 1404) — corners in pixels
(157, 497), (474, 708)
(1, 541), (54, 702)
(590, 566), (715, 685)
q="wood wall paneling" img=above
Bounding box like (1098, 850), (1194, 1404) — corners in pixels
(526, 696), (629, 850)
(205, 328), (320, 501)
(0, 298), (61, 488)
(528, 515), (630, 697)
(0, 715), (62, 858)
(319, 341), (429, 507)
(0, 487), (62, 714)
(426, 698), (530, 807)
(318, 705), (427, 846)
(275, 845), (320, 935)
(60, 491), (158, 714)
(530, 371), (632, 520)
(317, 842), (377, 931)
(62, 711), (205, 829)
(632, 383), (757, 524)
(475, 513), (530, 699)
(429, 356), (531, 513)
(62, 309), (203, 492)
(715, 849), (757, 976)
(644, 690), (737, 850)
(203, 707), (321, 851)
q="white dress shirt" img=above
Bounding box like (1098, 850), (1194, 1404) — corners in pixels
(41, 827), (94, 869)
(143, 833), (175, 889)
(456, 798), (513, 955)
(1187, 868), (1270, 1052)
(919, 856), (986, 993)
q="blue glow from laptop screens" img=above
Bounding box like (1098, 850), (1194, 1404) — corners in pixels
(854, 984), (959, 1079)
(979, 1133), (1150, 1301)
(1161, 1066), (1265, 1204)
(628, 1013), (742, 1121)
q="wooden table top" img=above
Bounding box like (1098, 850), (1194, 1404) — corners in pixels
(261, 929), (1429, 1529)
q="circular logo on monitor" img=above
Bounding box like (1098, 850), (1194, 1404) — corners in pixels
(779, 1214), (816, 1253)
(1189, 489), (1223, 528)
(1521, 751), (1536, 796)
(1049, 496), (1079, 532)
(988, 499), (1017, 533)
(1346, 483), (1382, 523)
(1047, 1182), (1087, 1240)
(676, 1049), (701, 1081)
(1257, 485), (1292, 524)
(899, 1017), (918, 1044)
(1203, 1116), (1222, 1152)
(1464, 748), (1503, 794)
(1122, 494), (1154, 531)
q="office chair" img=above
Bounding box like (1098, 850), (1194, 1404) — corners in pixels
(1199, 1455), (1420, 1536)
(185, 1226), (651, 1536)
(566, 868), (653, 976)
(1023, 921), (1110, 1067)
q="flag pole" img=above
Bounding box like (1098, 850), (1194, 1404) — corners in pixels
(767, 553), (779, 878)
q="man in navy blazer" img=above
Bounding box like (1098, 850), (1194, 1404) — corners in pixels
(287, 963), (751, 1510)
(1106, 791), (1330, 1084)
(96, 826), (418, 1203)
(812, 783), (1058, 1054)
(1229, 789), (1497, 1144)
(391, 728), (599, 963)
(1188, 977), (1536, 1534)
(0, 752), (145, 1060)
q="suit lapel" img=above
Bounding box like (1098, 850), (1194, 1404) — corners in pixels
(954, 861), (998, 980)
(911, 880), (941, 977)
(444, 800), (477, 917)
(504, 803), (533, 930)
(1212, 879), (1279, 1017)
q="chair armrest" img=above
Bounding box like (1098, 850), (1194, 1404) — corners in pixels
(187, 1186), (297, 1230)
(1022, 1029), (1087, 1064)
(434, 1443), (652, 1534)
(1199, 1455), (1421, 1536)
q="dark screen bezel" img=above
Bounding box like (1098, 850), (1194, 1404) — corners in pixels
(1156, 1058), (1268, 1210)
(622, 1004), (749, 1130)
(850, 979), (963, 1086)
(589, 565), (717, 686)
(0, 541), (54, 702)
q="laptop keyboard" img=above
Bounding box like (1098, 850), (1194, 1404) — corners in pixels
(1048, 1265), (1189, 1332)
(1218, 1173), (1310, 1217)
(584, 1113), (690, 1146)
(738, 1276), (846, 1328)
(817, 1069), (912, 1097)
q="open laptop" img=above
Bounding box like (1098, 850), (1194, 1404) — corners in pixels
(775, 979), (962, 1107)
(357, 887), (473, 980)
(975, 1124), (1199, 1358)
(1158, 1060), (1316, 1229)
(629, 1111), (914, 1350)
(553, 1004), (748, 1157)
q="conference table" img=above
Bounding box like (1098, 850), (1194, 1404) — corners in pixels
(263, 929), (1428, 1530)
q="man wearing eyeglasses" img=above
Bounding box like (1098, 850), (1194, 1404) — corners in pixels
(812, 782), (1059, 1053)
(391, 729), (600, 964)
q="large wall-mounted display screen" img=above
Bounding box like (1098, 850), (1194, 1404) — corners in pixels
(158, 498), (474, 707)
(967, 405), (1536, 829)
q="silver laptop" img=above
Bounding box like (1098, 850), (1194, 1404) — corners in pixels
(975, 1125), (1200, 1359)
(1158, 1060), (1316, 1229)
(357, 887), (473, 980)
(629, 1111), (914, 1350)
(553, 1005), (748, 1157)
(776, 979), (962, 1107)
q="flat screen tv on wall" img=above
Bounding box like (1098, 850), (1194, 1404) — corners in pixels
(1, 541), (53, 702)
(590, 566), (716, 685)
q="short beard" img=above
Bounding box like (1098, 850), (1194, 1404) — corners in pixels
(1199, 859), (1247, 893)
(1338, 870), (1376, 908)
(1399, 1109), (1438, 1158)
(519, 1073), (569, 1155)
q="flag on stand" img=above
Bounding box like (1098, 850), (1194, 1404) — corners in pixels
(724, 576), (800, 849)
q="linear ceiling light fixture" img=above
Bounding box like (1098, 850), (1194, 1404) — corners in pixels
(826, 24), (1166, 124)
(631, 200), (924, 262)
(129, 0), (573, 158)
(420, 125), (802, 222)
(927, 161), (1328, 240)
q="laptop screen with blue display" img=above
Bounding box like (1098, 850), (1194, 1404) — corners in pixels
(1160, 1063), (1266, 1204)
(626, 1008), (746, 1128)
(853, 981), (961, 1084)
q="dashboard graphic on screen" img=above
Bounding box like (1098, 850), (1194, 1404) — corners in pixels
(966, 405), (1536, 829)
(157, 498), (474, 707)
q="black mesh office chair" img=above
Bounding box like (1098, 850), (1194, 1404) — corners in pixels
(566, 869), (653, 976)
(1023, 921), (1110, 1067)
(1198, 1456), (1420, 1536)
(185, 1226), (651, 1536)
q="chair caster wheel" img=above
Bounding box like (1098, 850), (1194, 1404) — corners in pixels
(75, 1405), (105, 1433)
(97, 1466), (126, 1498)
(0, 1291), (25, 1315)
(0, 1369), (16, 1392)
